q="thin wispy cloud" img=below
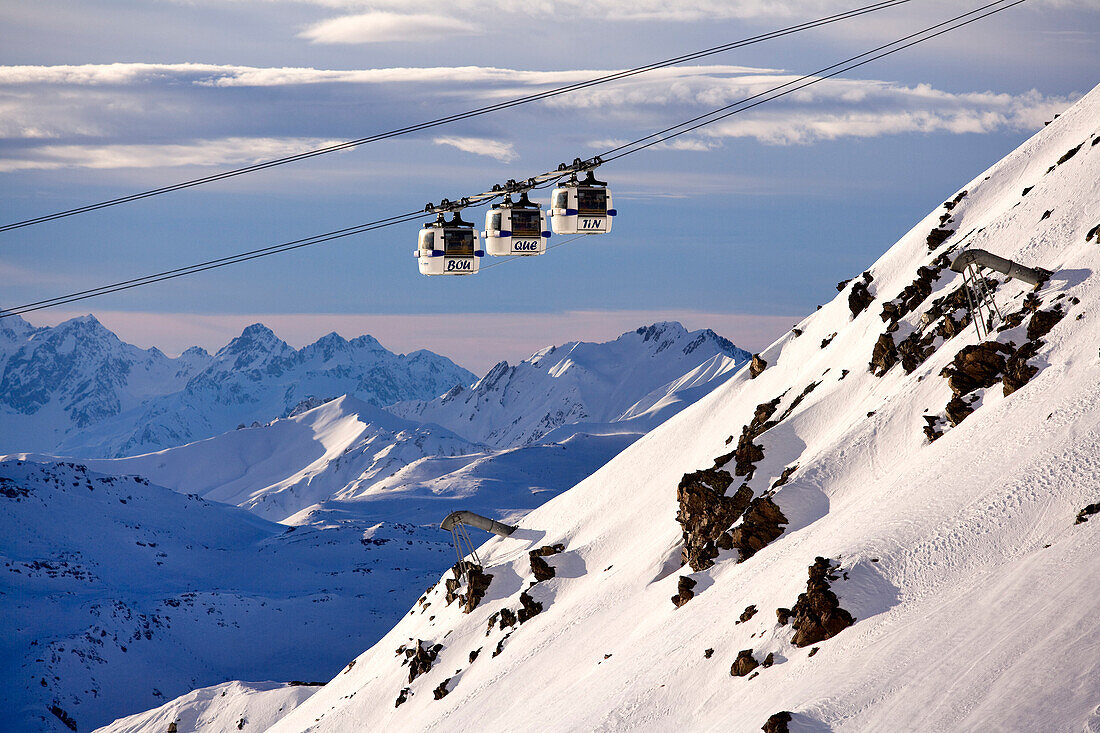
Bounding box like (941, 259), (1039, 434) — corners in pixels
(433, 136), (517, 162)
(0, 137), (345, 172)
(298, 11), (478, 44)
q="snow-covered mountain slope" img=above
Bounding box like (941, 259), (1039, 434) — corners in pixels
(0, 320), (474, 458)
(0, 460), (459, 733)
(94, 680), (320, 733)
(390, 322), (751, 448)
(259, 86), (1100, 733)
(0, 315), (210, 454)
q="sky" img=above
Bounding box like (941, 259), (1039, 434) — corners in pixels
(1, 0), (1097, 373)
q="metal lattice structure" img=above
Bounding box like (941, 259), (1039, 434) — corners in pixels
(961, 263), (1003, 340)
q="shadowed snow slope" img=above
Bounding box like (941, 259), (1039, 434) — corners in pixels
(390, 322), (751, 448)
(0, 460), (458, 733)
(251, 86), (1100, 732)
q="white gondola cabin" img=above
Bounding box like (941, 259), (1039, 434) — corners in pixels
(550, 170), (615, 235)
(415, 212), (483, 276)
(483, 192), (550, 256)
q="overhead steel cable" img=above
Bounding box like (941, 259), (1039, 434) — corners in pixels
(598, 0), (1025, 162)
(0, 0), (915, 234)
(1, 210), (427, 316)
(0, 0), (1030, 320)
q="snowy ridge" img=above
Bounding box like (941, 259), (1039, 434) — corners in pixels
(0, 315), (210, 452)
(248, 87), (1100, 732)
(0, 320), (474, 457)
(390, 322), (751, 448)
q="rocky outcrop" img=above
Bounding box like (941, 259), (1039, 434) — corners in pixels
(738, 605), (758, 623)
(926, 228), (954, 250)
(677, 470), (753, 571)
(749, 354), (767, 379)
(433, 678), (451, 700)
(762, 711), (793, 733)
(517, 592), (543, 623)
(789, 558), (854, 648)
(394, 687), (411, 708)
(528, 544), (564, 582)
(498, 608), (517, 630)
(848, 272), (875, 318)
(1076, 503), (1100, 524)
(460, 565), (494, 614)
(869, 333), (898, 376)
(406, 640), (443, 683)
(729, 497), (788, 562)
(730, 649), (759, 677)
(671, 576), (697, 608)
(941, 342), (1013, 396)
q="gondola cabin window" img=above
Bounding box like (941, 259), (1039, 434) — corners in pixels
(511, 210), (540, 236)
(577, 188), (607, 215)
(444, 228), (475, 257)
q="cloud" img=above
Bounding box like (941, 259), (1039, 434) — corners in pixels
(433, 136), (517, 162)
(0, 137), (344, 172)
(298, 11), (478, 43)
(0, 61), (1078, 170)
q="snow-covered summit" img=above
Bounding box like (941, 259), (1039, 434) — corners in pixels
(260, 85), (1100, 732)
(391, 322), (752, 448)
(0, 320), (475, 457)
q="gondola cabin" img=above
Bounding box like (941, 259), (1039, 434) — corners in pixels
(550, 171), (615, 235)
(415, 213), (483, 276)
(483, 192), (550, 256)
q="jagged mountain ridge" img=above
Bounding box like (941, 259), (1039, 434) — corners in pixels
(0, 318), (475, 457)
(228, 86), (1100, 732)
(390, 322), (751, 448)
(0, 315), (210, 451)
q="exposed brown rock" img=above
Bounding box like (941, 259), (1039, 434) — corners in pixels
(869, 333), (898, 376)
(460, 565), (494, 614)
(790, 557), (854, 648)
(729, 497), (789, 562)
(498, 608), (517, 630)
(776, 607), (792, 625)
(923, 415), (944, 443)
(529, 553), (556, 582)
(761, 652), (775, 668)
(945, 395), (974, 427)
(1002, 341), (1040, 396)
(1076, 503), (1100, 524)
(394, 687), (411, 708)
(820, 333), (836, 349)
(733, 428), (766, 477)
(407, 640), (443, 683)
(750, 354), (768, 379)
(739, 604), (758, 623)
(469, 648), (480, 663)
(531, 543), (565, 557)
(671, 575), (698, 608)
(677, 470), (753, 571)
(444, 577), (461, 605)
(1087, 223), (1100, 242)
(1026, 307), (1065, 341)
(897, 330), (936, 374)
(926, 228), (953, 250)
(1056, 142), (1083, 164)
(704, 648), (714, 659)
(762, 711), (793, 733)
(517, 592), (543, 623)
(848, 280), (874, 318)
(940, 342), (1013, 396)
(433, 678), (451, 700)
(731, 649), (759, 677)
